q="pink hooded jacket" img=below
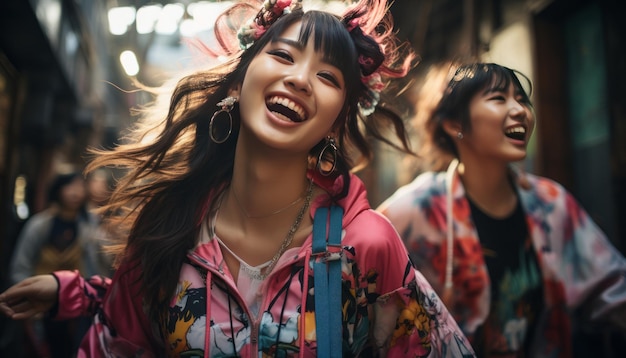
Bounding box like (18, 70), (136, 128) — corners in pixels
(53, 172), (474, 357)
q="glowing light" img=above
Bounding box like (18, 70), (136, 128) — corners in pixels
(120, 50), (139, 76)
(155, 3), (185, 35)
(108, 6), (136, 35)
(136, 4), (162, 34)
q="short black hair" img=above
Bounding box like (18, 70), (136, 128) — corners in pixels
(48, 172), (83, 204)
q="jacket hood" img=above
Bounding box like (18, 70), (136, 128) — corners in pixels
(308, 170), (371, 228)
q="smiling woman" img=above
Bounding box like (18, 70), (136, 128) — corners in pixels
(0, 1), (476, 357)
(378, 62), (626, 357)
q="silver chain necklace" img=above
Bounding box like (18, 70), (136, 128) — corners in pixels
(219, 179), (314, 281)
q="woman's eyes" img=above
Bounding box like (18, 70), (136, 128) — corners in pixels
(515, 95), (531, 105)
(266, 49), (342, 88)
(318, 72), (341, 88)
(268, 49), (293, 62)
(488, 95), (506, 101)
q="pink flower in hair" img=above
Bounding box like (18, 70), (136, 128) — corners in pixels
(253, 24), (267, 39)
(238, 0), (302, 49)
(275, 0), (292, 12)
(358, 55), (376, 69)
(346, 18), (360, 32)
(359, 73), (384, 116)
(363, 73), (384, 92)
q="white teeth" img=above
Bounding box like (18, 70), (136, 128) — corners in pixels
(505, 126), (526, 134)
(268, 96), (306, 120)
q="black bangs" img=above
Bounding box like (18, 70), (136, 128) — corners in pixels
(471, 64), (533, 104)
(444, 63), (533, 111)
(252, 10), (359, 82)
(236, 9), (361, 105)
(298, 11), (358, 78)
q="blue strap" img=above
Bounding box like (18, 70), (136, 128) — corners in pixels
(312, 208), (330, 356)
(312, 207), (329, 254)
(313, 205), (343, 357)
(327, 205), (343, 355)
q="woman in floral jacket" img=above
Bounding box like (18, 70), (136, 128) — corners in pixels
(378, 62), (626, 357)
(0, 1), (474, 357)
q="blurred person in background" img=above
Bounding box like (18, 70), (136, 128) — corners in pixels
(84, 168), (115, 278)
(378, 62), (626, 357)
(8, 171), (104, 357)
(85, 168), (111, 212)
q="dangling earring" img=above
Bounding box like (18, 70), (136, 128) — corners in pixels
(456, 132), (464, 139)
(209, 96), (238, 143)
(317, 136), (338, 176)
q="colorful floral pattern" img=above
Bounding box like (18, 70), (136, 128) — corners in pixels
(54, 173), (475, 357)
(378, 167), (626, 357)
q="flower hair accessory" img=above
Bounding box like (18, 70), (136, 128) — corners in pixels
(238, 0), (303, 49)
(341, 1), (415, 116)
(359, 72), (384, 116)
(234, 0), (415, 115)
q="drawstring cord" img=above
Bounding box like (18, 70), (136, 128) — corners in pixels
(443, 158), (459, 306)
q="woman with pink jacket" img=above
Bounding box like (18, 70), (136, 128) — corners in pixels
(0, 1), (473, 356)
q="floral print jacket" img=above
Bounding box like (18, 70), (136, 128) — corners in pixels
(378, 166), (626, 357)
(53, 173), (474, 357)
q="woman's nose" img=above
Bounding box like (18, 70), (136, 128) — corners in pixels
(509, 100), (528, 119)
(285, 72), (312, 95)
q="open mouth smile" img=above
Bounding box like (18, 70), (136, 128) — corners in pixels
(266, 96), (308, 122)
(504, 125), (526, 141)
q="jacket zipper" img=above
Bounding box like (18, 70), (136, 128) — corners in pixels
(187, 252), (261, 356)
(188, 246), (312, 356)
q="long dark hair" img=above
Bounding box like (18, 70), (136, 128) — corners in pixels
(86, 3), (415, 325)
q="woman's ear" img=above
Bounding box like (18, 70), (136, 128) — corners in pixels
(442, 120), (462, 138)
(228, 85), (241, 99)
(326, 123), (339, 139)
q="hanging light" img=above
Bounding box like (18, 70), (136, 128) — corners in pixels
(108, 6), (136, 35)
(120, 50), (139, 76)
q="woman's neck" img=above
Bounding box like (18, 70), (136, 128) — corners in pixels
(457, 157), (517, 218)
(230, 147), (311, 217)
(56, 206), (81, 221)
(214, 144), (315, 273)
(231, 128), (314, 210)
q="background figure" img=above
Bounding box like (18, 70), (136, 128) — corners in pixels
(86, 168), (111, 211)
(83, 168), (115, 278)
(8, 171), (103, 357)
(378, 62), (626, 357)
(0, 1), (474, 357)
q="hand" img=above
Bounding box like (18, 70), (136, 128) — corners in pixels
(0, 274), (59, 320)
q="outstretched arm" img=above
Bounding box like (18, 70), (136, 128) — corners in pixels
(0, 274), (58, 320)
(0, 270), (111, 321)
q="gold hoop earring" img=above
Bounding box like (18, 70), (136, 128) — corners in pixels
(317, 137), (338, 176)
(209, 96), (237, 143)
